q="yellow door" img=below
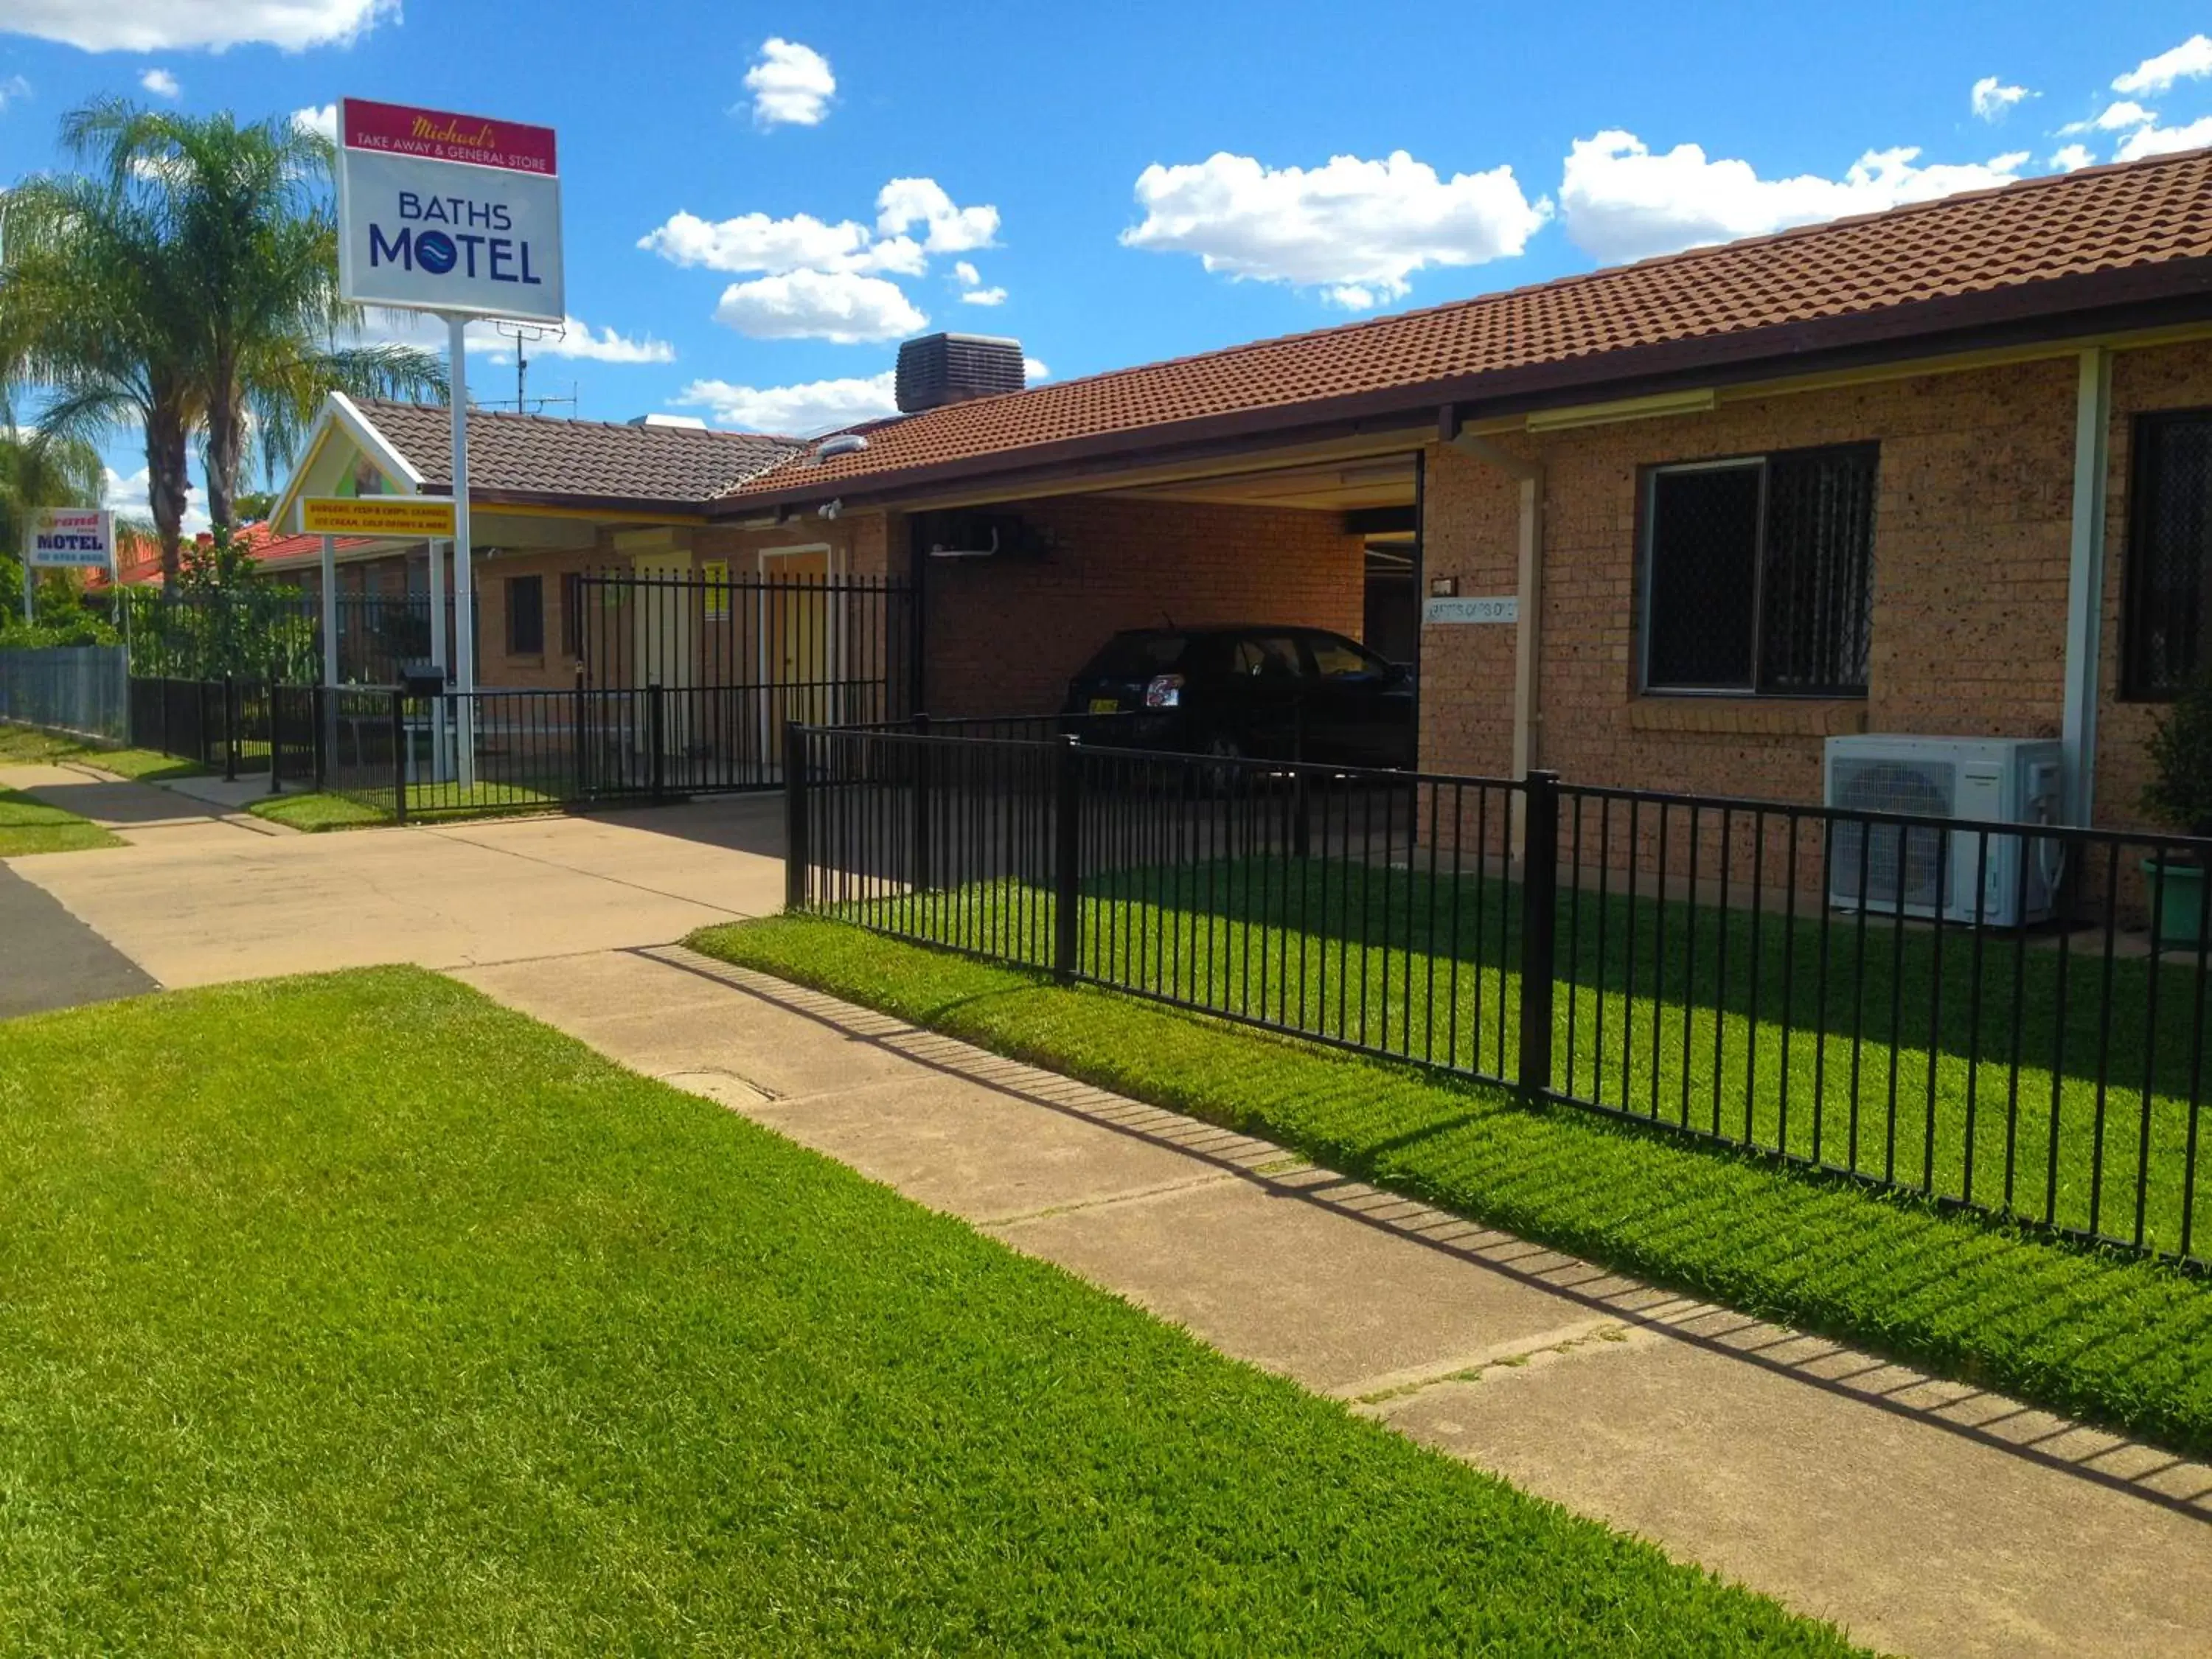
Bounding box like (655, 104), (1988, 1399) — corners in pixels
(632, 549), (692, 755)
(764, 550), (831, 752)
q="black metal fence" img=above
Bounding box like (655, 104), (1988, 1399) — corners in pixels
(785, 723), (2212, 1272)
(577, 568), (912, 719)
(118, 588), (458, 687)
(318, 682), (824, 819)
(128, 675), (322, 789)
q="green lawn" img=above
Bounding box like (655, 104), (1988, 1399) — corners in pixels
(0, 722), (206, 781)
(821, 855), (2212, 1261)
(247, 790), (391, 831)
(692, 914), (2212, 1461)
(0, 786), (121, 855)
(249, 781), (566, 831)
(0, 968), (1854, 1654)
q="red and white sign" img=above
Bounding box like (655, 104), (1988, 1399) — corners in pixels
(341, 97), (557, 175)
(335, 97), (564, 323)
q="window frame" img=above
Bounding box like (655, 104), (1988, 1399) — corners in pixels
(2121, 406), (2212, 703)
(1638, 442), (1877, 700)
(506, 573), (545, 658)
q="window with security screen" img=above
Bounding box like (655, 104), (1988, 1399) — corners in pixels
(2124, 411), (2212, 699)
(507, 574), (544, 656)
(1641, 444), (1878, 696)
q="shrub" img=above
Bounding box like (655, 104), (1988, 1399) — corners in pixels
(2143, 668), (2212, 841)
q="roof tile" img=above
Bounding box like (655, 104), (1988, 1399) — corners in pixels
(356, 402), (802, 503)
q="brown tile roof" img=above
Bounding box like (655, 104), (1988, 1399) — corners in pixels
(355, 400), (803, 505)
(726, 145), (2212, 506)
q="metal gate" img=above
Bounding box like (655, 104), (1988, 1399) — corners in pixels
(576, 568), (914, 789)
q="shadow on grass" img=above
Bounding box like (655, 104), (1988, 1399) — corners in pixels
(654, 939), (2212, 1521)
(825, 855), (2212, 1262)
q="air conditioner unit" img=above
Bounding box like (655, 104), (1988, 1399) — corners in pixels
(1823, 734), (2065, 928)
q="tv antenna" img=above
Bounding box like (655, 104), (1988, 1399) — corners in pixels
(492, 319), (579, 417)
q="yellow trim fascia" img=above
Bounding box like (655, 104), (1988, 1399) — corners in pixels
(1523, 389), (1719, 432)
(469, 501), (709, 526)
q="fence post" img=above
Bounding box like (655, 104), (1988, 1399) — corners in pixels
(648, 681), (667, 801)
(572, 665), (588, 800)
(223, 674), (240, 782)
(783, 722), (810, 912)
(1517, 769), (1561, 1098)
(1054, 734), (1083, 981)
(267, 670), (282, 797)
(389, 687), (408, 825)
(312, 684), (327, 790)
(911, 711), (932, 891)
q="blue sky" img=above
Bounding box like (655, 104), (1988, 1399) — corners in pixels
(5, 1), (2212, 523)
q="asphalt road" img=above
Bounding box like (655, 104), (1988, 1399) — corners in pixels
(0, 861), (159, 1019)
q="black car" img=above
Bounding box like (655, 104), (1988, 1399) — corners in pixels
(1062, 625), (1414, 768)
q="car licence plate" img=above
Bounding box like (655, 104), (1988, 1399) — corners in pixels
(1088, 697), (1121, 714)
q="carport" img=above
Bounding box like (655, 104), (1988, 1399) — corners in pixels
(903, 448), (1425, 723)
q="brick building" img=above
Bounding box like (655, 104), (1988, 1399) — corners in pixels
(268, 144), (2212, 832)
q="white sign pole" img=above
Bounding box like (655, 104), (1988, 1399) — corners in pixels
(449, 312), (476, 792)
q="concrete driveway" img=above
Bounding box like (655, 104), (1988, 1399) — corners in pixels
(2, 769), (786, 993)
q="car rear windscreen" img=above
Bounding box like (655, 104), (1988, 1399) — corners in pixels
(1077, 633), (1188, 678)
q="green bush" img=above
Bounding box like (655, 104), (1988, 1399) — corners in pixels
(0, 552), (123, 647)
(2143, 669), (2212, 840)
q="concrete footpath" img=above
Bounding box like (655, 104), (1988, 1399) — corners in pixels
(462, 944), (2212, 1659)
(0, 764), (787, 991)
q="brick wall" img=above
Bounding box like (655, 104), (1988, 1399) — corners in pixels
(1421, 342), (2212, 833)
(923, 493), (1365, 715)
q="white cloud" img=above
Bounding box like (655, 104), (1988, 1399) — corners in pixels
(712, 269), (925, 343)
(0, 0), (394, 52)
(530, 317), (675, 364)
(876, 177), (998, 253)
(2113, 33), (2212, 97)
(743, 37), (834, 128)
(1559, 131), (2031, 265)
(344, 309), (667, 364)
(960, 285), (1008, 307)
(2051, 142), (2097, 173)
(1023, 356), (1048, 382)
(0, 74), (27, 112)
(952, 260), (981, 286)
(2115, 114), (2212, 162)
(2059, 100), (2157, 135)
(347, 310), (505, 356)
(138, 67), (179, 98)
(637, 208), (923, 276)
(1970, 76), (2029, 121)
(672, 371), (899, 436)
(104, 465), (207, 535)
(291, 102), (336, 141)
(1122, 149), (1550, 307)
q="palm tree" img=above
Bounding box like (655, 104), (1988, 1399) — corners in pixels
(1, 100), (445, 585)
(63, 100), (445, 529)
(0, 170), (202, 585)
